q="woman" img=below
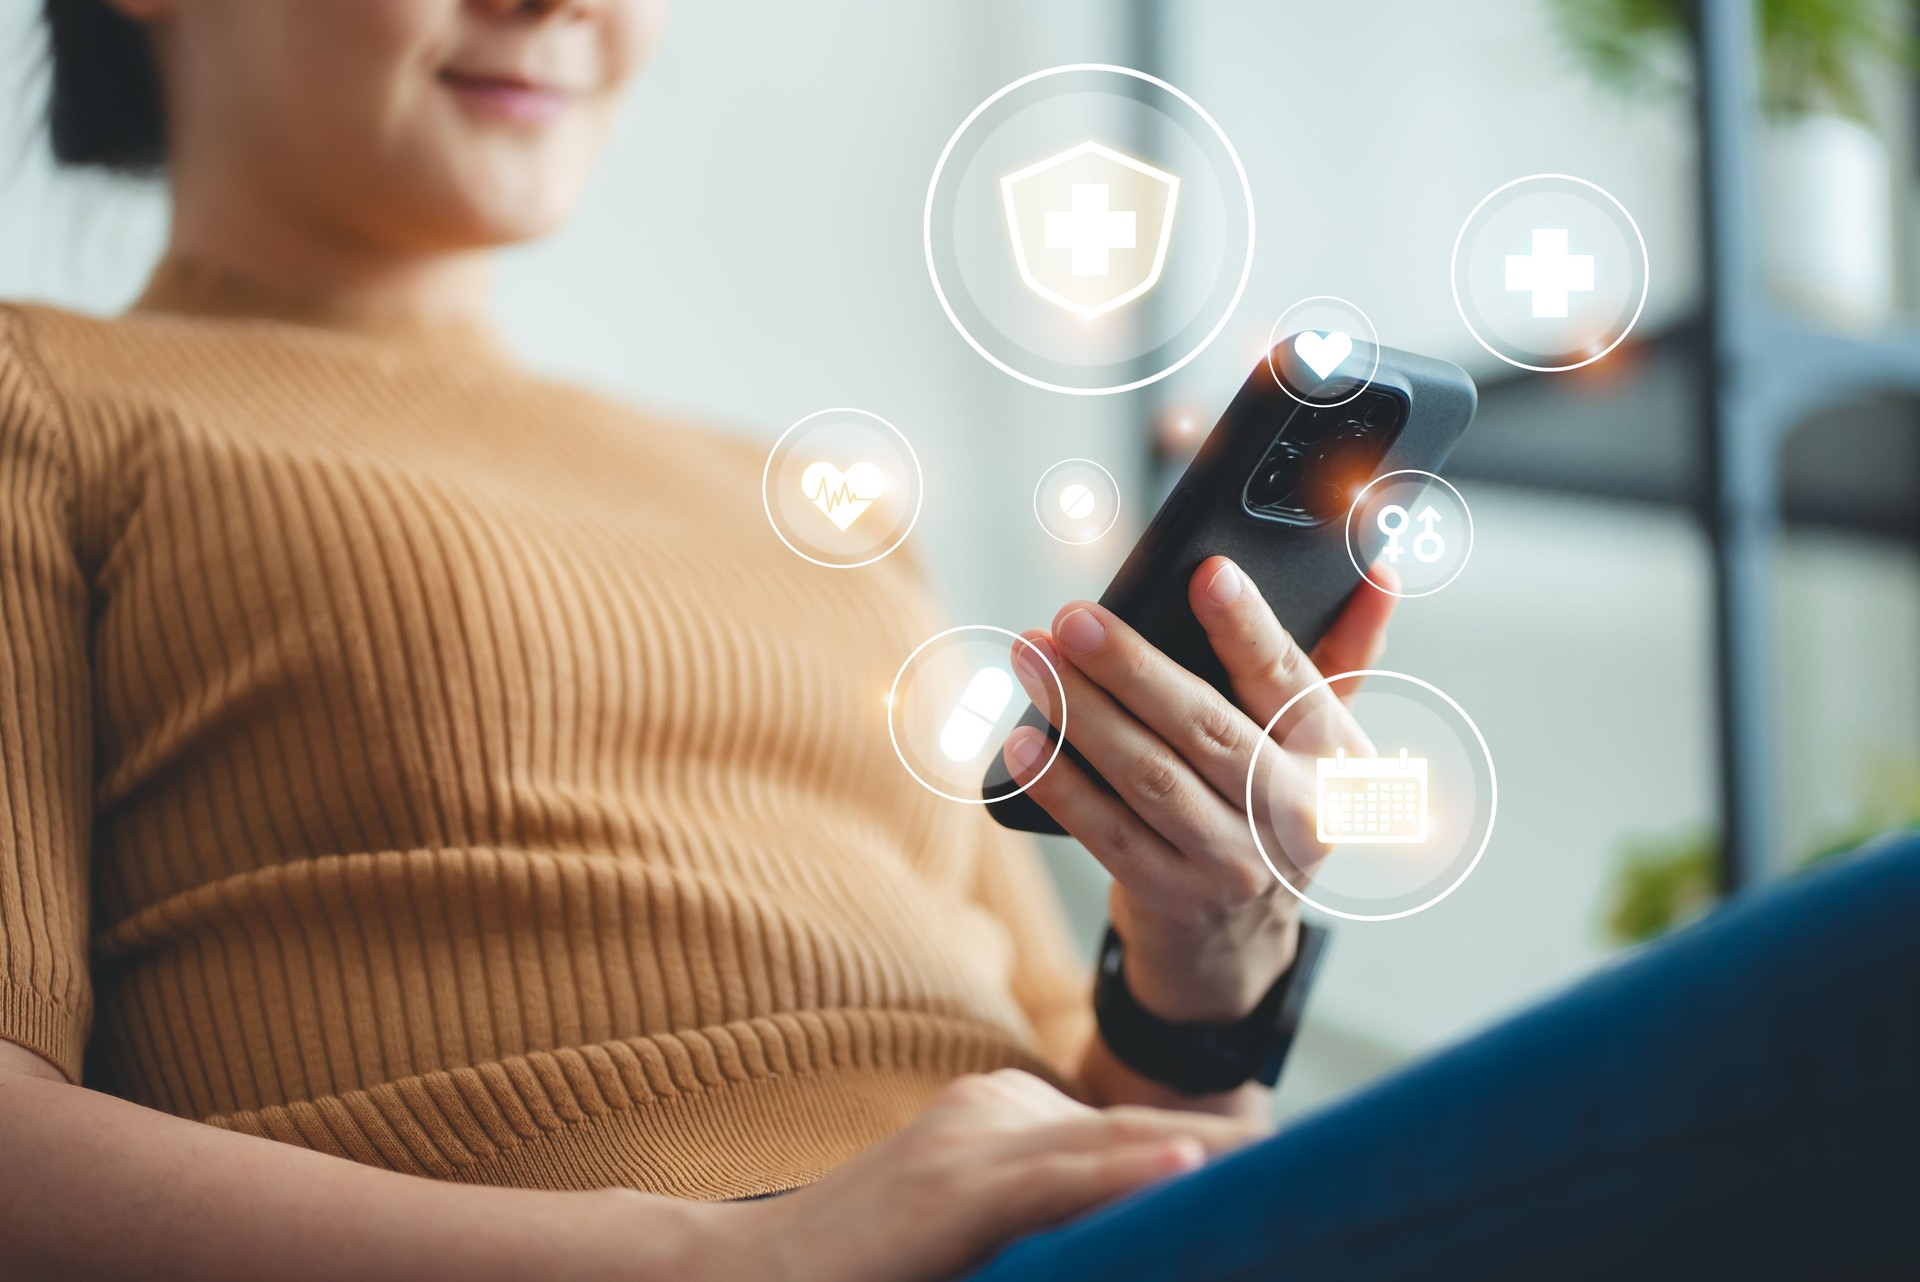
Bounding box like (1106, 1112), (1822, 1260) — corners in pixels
(0, 1), (1388, 1277)
(7, 4), (1920, 1281)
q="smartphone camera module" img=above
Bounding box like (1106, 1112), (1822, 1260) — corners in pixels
(1244, 393), (1405, 526)
(1248, 447), (1306, 508)
(1303, 427), (1390, 521)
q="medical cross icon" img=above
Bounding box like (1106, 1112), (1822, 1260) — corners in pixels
(1505, 228), (1595, 318)
(1000, 141), (1178, 319)
(1044, 183), (1137, 278)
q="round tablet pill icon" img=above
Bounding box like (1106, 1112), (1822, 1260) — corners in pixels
(1059, 483), (1097, 520)
(938, 666), (1015, 762)
(1033, 458), (1121, 544)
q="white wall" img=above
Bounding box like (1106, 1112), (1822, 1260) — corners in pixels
(1154, 0), (1701, 412)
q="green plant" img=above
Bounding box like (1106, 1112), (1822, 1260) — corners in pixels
(1551, 0), (1919, 121)
(1603, 750), (1920, 946)
(1606, 826), (1719, 945)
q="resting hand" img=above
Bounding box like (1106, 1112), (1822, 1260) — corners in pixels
(1003, 557), (1394, 1026)
(719, 1069), (1264, 1282)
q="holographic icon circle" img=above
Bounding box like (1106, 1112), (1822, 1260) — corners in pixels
(1267, 296), (1382, 408)
(1033, 458), (1121, 544)
(888, 625), (1066, 803)
(1345, 470), (1475, 598)
(763, 408), (922, 569)
(1245, 669), (1496, 922)
(926, 64), (1256, 396)
(1452, 174), (1649, 373)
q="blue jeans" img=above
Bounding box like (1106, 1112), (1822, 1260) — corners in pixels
(966, 831), (1920, 1280)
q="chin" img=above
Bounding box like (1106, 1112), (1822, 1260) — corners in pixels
(455, 193), (578, 246)
(413, 169), (591, 248)
(432, 136), (603, 246)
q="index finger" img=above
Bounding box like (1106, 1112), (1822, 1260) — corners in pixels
(1187, 556), (1343, 734)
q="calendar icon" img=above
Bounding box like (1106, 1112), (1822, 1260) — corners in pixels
(1316, 747), (1428, 845)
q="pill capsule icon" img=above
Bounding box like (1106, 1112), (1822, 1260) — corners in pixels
(938, 666), (1015, 762)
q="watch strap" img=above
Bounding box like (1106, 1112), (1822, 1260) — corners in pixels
(1093, 922), (1329, 1096)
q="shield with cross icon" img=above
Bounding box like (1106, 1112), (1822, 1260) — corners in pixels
(999, 141), (1180, 320)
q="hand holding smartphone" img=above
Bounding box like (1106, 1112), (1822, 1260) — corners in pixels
(984, 342), (1477, 834)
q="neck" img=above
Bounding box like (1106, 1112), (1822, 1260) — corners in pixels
(165, 187), (495, 330)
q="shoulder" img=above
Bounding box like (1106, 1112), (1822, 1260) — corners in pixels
(1, 298), (323, 410)
(0, 305), (85, 550)
(1, 297), (137, 362)
(0, 300), (209, 483)
(0, 299), (205, 421)
(0, 303), (74, 448)
(0, 301), (58, 391)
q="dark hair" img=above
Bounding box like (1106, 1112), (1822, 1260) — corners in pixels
(42, 0), (164, 172)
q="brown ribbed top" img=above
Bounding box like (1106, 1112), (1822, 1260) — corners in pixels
(0, 257), (1091, 1199)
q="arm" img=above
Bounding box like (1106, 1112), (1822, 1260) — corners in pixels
(0, 1039), (713, 1282)
(0, 1039), (1260, 1282)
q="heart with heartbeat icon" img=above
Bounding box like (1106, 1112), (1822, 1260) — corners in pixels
(801, 460), (885, 532)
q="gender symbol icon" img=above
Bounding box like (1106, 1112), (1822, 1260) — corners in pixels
(1376, 503), (1445, 564)
(1316, 747), (1429, 845)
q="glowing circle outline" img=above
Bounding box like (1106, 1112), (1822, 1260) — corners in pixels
(1344, 470), (1475, 599)
(888, 624), (1067, 805)
(761, 406), (924, 570)
(923, 62), (1257, 397)
(1266, 295), (1382, 408)
(1243, 668), (1496, 922)
(1033, 457), (1122, 545)
(1450, 172), (1650, 374)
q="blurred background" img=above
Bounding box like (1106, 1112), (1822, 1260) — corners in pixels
(4, 0), (1917, 1119)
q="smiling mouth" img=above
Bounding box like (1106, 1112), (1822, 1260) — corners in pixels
(438, 69), (575, 125)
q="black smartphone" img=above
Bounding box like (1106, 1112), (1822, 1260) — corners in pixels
(983, 341), (1478, 834)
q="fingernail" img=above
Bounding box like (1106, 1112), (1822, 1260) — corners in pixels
(1004, 726), (1046, 775)
(1013, 635), (1057, 686)
(1165, 1137), (1206, 1172)
(1206, 562), (1244, 605)
(1057, 608), (1106, 654)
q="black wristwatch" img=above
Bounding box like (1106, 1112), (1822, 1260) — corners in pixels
(1093, 922), (1328, 1096)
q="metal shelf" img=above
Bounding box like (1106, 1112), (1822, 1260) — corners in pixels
(1749, 316), (1920, 429)
(1451, 326), (1920, 544)
(1696, 0), (1920, 890)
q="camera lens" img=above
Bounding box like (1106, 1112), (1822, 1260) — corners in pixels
(1287, 409), (1336, 444)
(1248, 447), (1304, 507)
(1301, 429), (1386, 520)
(1362, 397), (1399, 429)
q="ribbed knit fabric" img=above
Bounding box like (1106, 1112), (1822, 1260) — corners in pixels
(0, 257), (1093, 1199)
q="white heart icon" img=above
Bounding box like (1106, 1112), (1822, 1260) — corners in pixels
(801, 460), (885, 532)
(1294, 330), (1353, 381)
